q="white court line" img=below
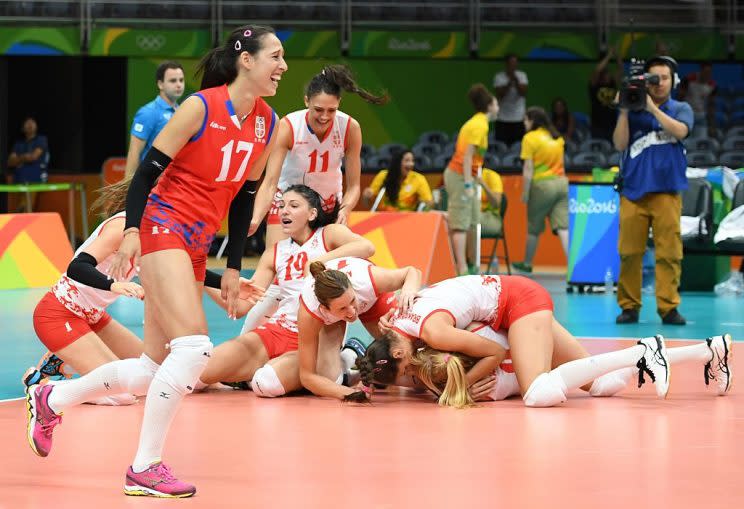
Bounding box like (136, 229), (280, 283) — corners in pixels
(0, 397), (25, 404)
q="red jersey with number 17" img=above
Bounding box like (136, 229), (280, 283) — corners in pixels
(143, 84), (277, 254)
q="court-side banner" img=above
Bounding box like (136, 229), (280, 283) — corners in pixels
(0, 28), (79, 55)
(89, 28), (210, 57)
(349, 31), (469, 58)
(479, 31), (597, 60)
(0, 213), (73, 289)
(347, 211), (456, 284)
(567, 183), (620, 285)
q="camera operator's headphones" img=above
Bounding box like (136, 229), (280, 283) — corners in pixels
(644, 55), (680, 89)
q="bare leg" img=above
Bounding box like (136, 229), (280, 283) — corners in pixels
(451, 230), (468, 275)
(96, 320), (144, 361)
(507, 310), (554, 393)
(199, 332), (269, 384)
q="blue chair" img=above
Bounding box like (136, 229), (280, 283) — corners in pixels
(686, 137), (721, 154)
(719, 151), (744, 169)
(571, 152), (608, 169)
(722, 136), (744, 152)
(418, 130), (449, 146)
(579, 138), (613, 154)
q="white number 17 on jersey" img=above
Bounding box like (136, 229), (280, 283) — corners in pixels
(216, 140), (254, 182)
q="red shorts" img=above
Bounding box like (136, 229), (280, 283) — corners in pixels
(358, 292), (398, 324)
(33, 292), (113, 352)
(492, 276), (554, 330)
(139, 216), (208, 282)
(254, 321), (298, 359)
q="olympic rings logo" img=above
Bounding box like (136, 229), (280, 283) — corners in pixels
(136, 34), (166, 51)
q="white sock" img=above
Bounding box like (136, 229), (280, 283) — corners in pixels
(84, 393), (138, 406)
(667, 342), (712, 365)
(589, 367), (634, 397)
(132, 335), (213, 473)
(551, 345), (645, 392)
(340, 348), (358, 374)
(240, 284), (281, 335)
(47, 354), (159, 414)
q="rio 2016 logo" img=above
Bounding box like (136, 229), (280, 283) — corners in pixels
(569, 197), (617, 214)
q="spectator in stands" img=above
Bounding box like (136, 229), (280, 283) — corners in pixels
(445, 84), (499, 275)
(612, 56), (693, 325)
(589, 46), (622, 141)
(512, 107), (568, 274)
(677, 62), (717, 138)
(124, 61), (185, 177)
(7, 116), (48, 184)
(363, 149), (433, 211)
(7, 116), (49, 211)
(493, 54), (528, 146)
(551, 98), (575, 141)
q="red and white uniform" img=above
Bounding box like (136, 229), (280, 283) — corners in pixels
(253, 228), (331, 358)
(268, 109), (352, 224)
(140, 84), (277, 279)
(300, 257), (397, 325)
(265, 227), (330, 333)
(391, 274), (553, 338)
(51, 212), (134, 324)
(34, 212), (134, 351)
(392, 275), (504, 339)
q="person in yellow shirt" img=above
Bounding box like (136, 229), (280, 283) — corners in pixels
(512, 106), (569, 273)
(478, 167), (504, 236)
(363, 149), (434, 211)
(445, 84), (500, 275)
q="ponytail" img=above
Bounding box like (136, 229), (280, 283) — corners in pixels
(309, 261), (351, 307)
(196, 24), (276, 89)
(410, 348), (476, 408)
(306, 64), (389, 105)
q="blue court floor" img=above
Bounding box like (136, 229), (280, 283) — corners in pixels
(1, 272), (741, 400)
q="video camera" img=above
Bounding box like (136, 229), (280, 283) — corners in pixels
(617, 57), (660, 112)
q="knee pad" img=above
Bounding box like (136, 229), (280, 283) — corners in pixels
(590, 367), (633, 397)
(523, 372), (567, 407)
(157, 335), (213, 396)
(250, 364), (286, 398)
(117, 353), (159, 396)
(240, 284), (281, 335)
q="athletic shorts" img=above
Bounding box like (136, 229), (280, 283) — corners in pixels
(139, 216), (208, 282)
(492, 276), (554, 330)
(254, 321), (298, 359)
(358, 292), (398, 323)
(33, 292), (112, 352)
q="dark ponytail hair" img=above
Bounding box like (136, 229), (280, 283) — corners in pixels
(305, 64), (389, 105)
(196, 24), (276, 90)
(282, 184), (339, 228)
(309, 261), (351, 307)
(356, 333), (401, 392)
(382, 149), (412, 206)
(525, 106), (561, 139)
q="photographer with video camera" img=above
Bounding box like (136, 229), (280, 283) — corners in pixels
(612, 55), (693, 326)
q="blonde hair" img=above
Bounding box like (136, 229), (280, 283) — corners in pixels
(410, 348), (477, 408)
(90, 174), (134, 219)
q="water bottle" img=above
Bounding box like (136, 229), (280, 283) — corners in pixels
(604, 267), (614, 294)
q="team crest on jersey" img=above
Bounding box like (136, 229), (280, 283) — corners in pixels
(331, 130), (342, 149)
(255, 116), (266, 140)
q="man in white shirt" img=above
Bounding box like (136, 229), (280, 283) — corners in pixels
(493, 54), (529, 146)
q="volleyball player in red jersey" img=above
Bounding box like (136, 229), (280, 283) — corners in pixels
(24, 25), (286, 498)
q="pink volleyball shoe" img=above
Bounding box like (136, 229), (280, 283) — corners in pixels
(25, 383), (62, 457)
(124, 462), (196, 498)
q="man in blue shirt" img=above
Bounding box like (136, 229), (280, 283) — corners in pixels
(124, 61), (184, 177)
(613, 56), (693, 325)
(7, 116), (48, 184)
